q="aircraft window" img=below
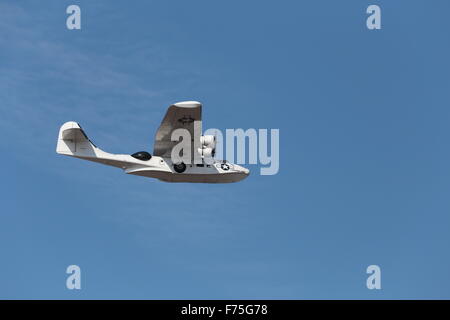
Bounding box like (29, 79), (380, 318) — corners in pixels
(131, 151), (152, 161)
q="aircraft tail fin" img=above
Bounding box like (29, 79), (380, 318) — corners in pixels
(56, 122), (132, 169)
(56, 121), (99, 157)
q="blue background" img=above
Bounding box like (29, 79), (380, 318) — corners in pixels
(1, 0), (450, 299)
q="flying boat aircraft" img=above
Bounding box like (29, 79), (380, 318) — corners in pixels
(56, 101), (250, 183)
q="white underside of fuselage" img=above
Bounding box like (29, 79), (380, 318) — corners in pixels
(125, 157), (249, 183)
(128, 167), (249, 183)
(68, 152), (249, 183)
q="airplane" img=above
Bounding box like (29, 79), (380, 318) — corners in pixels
(56, 101), (250, 183)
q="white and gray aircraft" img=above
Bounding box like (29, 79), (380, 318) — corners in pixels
(56, 101), (249, 183)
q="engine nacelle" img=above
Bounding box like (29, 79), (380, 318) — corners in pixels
(197, 147), (214, 158)
(198, 135), (216, 158)
(200, 135), (216, 148)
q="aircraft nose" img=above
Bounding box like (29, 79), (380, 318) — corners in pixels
(237, 166), (250, 175)
(232, 164), (250, 177)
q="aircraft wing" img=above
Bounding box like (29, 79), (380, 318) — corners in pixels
(153, 101), (202, 160)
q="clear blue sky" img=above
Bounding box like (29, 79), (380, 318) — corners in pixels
(1, 0), (450, 299)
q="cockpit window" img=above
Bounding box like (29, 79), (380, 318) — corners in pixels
(131, 151), (152, 161)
